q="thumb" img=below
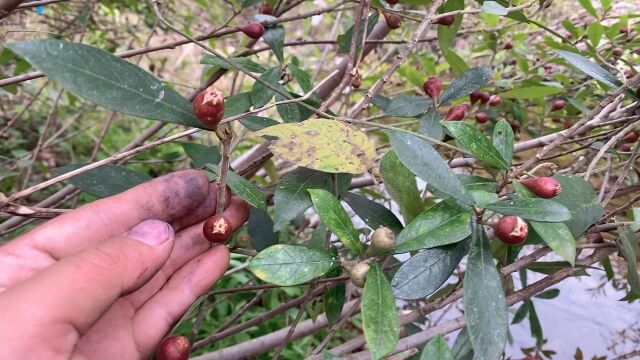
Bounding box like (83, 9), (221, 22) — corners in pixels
(0, 219), (175, 334)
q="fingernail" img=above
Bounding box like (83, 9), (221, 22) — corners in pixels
(126, 219), (174, 246)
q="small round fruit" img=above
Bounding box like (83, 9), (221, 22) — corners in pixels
(348, 262), (370, 288)
(423, 76), (442, 103)
(370, 227), (396, 252)
(203, 214), (233, 243)
(521, 176), (562, 199)
(494, 216), (528, 245)
(260, 2), (273, 15)
(156, 335), (190, 360)
(433, 14), (455, 26)
(488, 95), (502, 107)
(550, 99), (565, 112)
(469, 90), (483, 104)
(619, 143), (632, 152)
(387, 0), (399, 4)
(240, 22), (264, 39)
(612, 47), (624, 57)
(625, 131), (639, 143)
(479, 92), (491, 104)
(475, 112), (489, 123)
(624, 69), (633, 79)
(383, 11), (402, 29)
(551, 117), (562, 123)
(351, 74), (362, 89)
(193, 85), (225, 128)
(444, 104), (467, 121)
(619, 26), (629, 34)
(504, 41), (513, 50)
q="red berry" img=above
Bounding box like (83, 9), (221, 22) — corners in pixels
(383, 12), (402, 29)
(444, 104), (467, 121)
(550, 99), (565, 112)
(433, 14), (455, 26)
(203, 214), (234, 243)
(423, 76), (442, 103)
(156, 335), (190, 360)
(488, 95), (502, 107)
(479, 92), (491, 104)
(612, 48), (624, 57)
(619, 26), (629, 34)
(504, 41), (513, 50)
(619, 143), (632, 152)
(469, 90), (483, 104)
(494, 216), (528, 245)
(624, 69), (634, 79)
(387, 0), (399, 4)
(193, 85), (225, 128)
(552, 117), (562, 123)
(260, 2), (273, 15)
(521, 177), (562, 198)
(475, 112), (488, 123)
(625, 131), (639, 143)
(240, 22), (264, 39)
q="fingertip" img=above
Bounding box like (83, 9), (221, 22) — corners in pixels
(223, 196), (251, 230)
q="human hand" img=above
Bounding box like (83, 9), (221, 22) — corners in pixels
(0, 170), (250, 359)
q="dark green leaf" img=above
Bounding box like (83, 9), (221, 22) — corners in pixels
(388, 132), (473, 205)
(52, 164), (150, 198)
(8, 40), (200, 127)
(394, 200), (471, 253)
(309, 189), (363, 254)
(420, 334), (454, 360)
(337, 12), (379, 54)
(530, 221), (576, 266)
(439, 67), (492, 105)
(380, 150), (423, 223)
(251, 67), (285, 108)
(200, 55), (267, 73)
(464, 220), (507, 360)
(247, 207), (279, 251)
(419, 110), (444, 140)
(385, 96), (432, 117)
(534, 288), (560, 299)
(492, 120), (514, 167)
(241, 0), (262, 8)
(618, 226), (640, 301)
(452, 327), (474, 360)
(556, 50), (621, 89)
(324, 266), (346, 325)
(484, 198), (571, 222)
(392, 240), (467, 299)
(205, 164), (266, 211)
(372, 95), (391, 111)
(528, 301), (543, 346)
(263, 25), (285, 63)
(441, 121), (509, 169)
(550, 175), (604, 237)
(180, 142), (221, 168)
(239, 116), (279, 131)
(225, 92), (252, 117)
(441, 49), (469, 76)
(273, 168), (333, 229)
(438, 0), (464, 50)
(511, 300), (529, 324)
(362, 263), (400, 360)
(525, 261), (588, 276)
(458, 175), (497, 192)
(469, 190), (499, 208)
(289, 63), (313, 93)
(249, 244), (339, 286)
(342, 192), (403, 234)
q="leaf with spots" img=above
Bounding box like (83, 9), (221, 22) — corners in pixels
(492, 120), (514, 167)
(309, 189), (363, 254)
(362, 263), (400, 360)
(8, 40), (201, 128)
(464, 219), (507, 360)
(441, 121), (509, 170)
(248, 244), (339, 286)
(255, 119), (376, 174)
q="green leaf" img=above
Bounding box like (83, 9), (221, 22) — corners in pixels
(556, 50), (621, 89)
(618, 226), (640, 300)
(492, 120), (514, 167)
(511, 301), (529, 324)
(442, 49), (469, 76)
(273, 168), (334, 229)
(394, 200), (471, 253)
(289, 63), (313, 93)
(380, 150), (423, 223)
(530, 221), (576, 266)
(385, 96), (432, 117)
(239, 116), (279, 131)
(308, 189), (363, 254)
(439, 67), (492, 104)
(420, 334), (454, 360)
(484, 198), (571, 222)
(441, 121), (509, 169)
(392, 240), (467, 299)
(362, 263), (400, 360)
(469, 190), (499, 208)
(205, 164), (266, 211)
(256, 119), (376, 174)
(8, 40), (200, 128)
(337, 12), (379, 54)
(452, 327), (474, 360)
(275, 92), (316, 123)
(464, 220), (507, 360)
(458, 175), (497, 192)
(438, 0), (464, 50)
(577, 0), (598, 18)
(180, 142), (221, 168)
(550, 175), (604, 237)
(500, 86), (564, 99)
(528, 301), (543, 346)
(200, 55), (267, 73)
(263, 24), (285, 63)
(225, 92), (253, 117)
(247, 207), (279, 251)
(342, 192), (403, 234)
(388, 131), (473, 205)
(251, 67), (285, 108)
(325, 272), (346, 326)
(534, 288), (560, 299)
(525, 261), (588, 276)
(419, 110), (445, 141)
(52, 164), (150, 198)
(586, 22), (604, 48)
(249, 244), (339, 286)
(482, 1), (507, 15)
